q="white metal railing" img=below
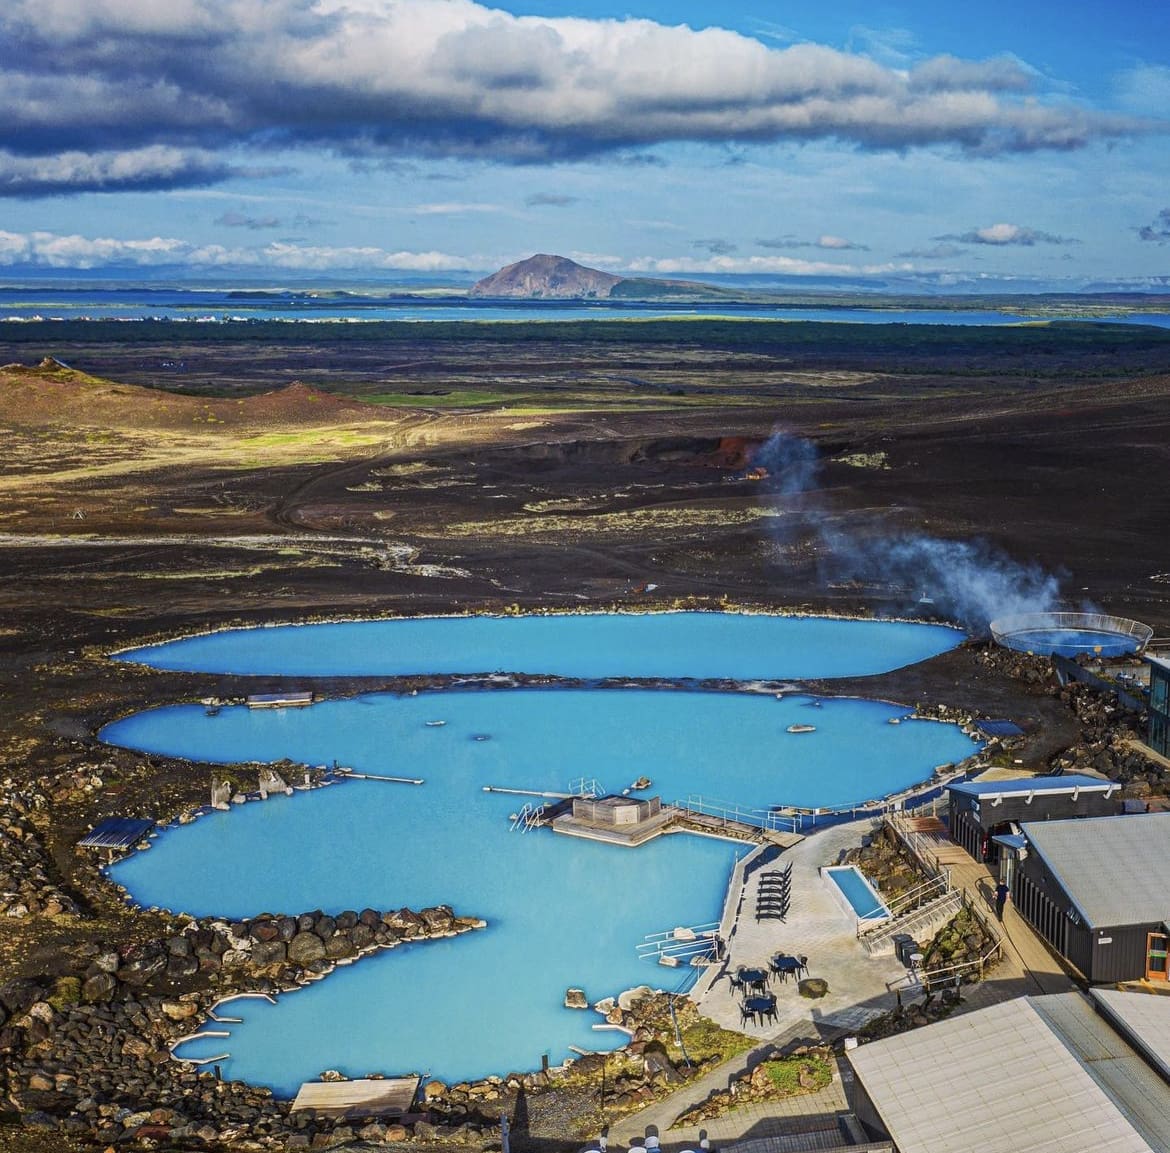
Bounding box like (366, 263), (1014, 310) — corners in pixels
(509, 802), (546, 833)
(990, 611), (1153, 652)
(637, 921), (721, 964)
(858, 873), (949, 939)
(675, 794), (801, 835)
(568, 777), (603, 798)
(861, 889), (961, 948)
(885, 812), (952, 885)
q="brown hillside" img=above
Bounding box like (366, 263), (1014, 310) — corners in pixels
(0, 359), (385, 429)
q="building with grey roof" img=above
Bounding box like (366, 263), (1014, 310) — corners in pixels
(1149, 654), (1170, 758)
(945, 774), (1120, 865)
(847, 992), (1170, 1153)
(998, 812), (1170, 982)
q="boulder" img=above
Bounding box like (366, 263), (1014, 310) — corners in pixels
(81, 972), (118, 1003)
(250, 940), (288, 967)
(161, 1000), (200, 1022)
(323, 934), (357, 961)
(287, 933), (327, 967)
(564, 988), (588, 1010)
(617, 985), (653, 1012)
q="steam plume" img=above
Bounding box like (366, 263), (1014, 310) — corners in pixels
(751, 430), (1064, 629)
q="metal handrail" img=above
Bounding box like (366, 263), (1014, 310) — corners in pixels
(857, 874), (947, 938)
(676, 794), (801, 834)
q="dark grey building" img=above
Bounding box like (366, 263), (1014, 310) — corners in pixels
(996, 812), (1170, 983)
(946, 774), (1121, 864)
(1149, 655), (1170, 759)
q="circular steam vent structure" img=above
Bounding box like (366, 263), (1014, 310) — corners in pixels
(990, 611), (1153, 658)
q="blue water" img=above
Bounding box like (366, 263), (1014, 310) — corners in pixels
(824, 866), (888, 921)
(998, 628), (1140, 659)
(2, 287), (1169, 327)
(113, 612), (964, 678)
(102, 688), (977, 1093)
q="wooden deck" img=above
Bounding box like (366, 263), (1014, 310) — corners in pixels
(899, 815), (971, 865)
(290, 1075), (420, 1119)
(550, 804), (804, 848)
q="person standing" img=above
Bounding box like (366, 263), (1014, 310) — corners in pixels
(995, 880), (1009, 921)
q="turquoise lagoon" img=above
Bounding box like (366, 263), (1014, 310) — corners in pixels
(102, 615), (975, 1095)
(113, 611), (962, 678)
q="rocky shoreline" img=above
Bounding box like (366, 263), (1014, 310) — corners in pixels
(1, 897), (488, 1147)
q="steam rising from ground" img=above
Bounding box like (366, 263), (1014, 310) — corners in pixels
(751, 430), (1063, 629)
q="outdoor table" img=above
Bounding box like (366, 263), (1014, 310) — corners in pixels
(771, 954), (801, 981)
(737, 967), (768, 993)
(743, 994), (777, 1024)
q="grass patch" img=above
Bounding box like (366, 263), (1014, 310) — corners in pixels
(671, 1014), (755, 1067)
(761, 1054), (833, 1094)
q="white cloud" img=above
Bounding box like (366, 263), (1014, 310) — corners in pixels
(0, 0), (1158, 198)
(624, 254), (860, 276)
(409, 202), (504, 215)
(0, 228), (468, 271)
(1114, 64), (1170, 116)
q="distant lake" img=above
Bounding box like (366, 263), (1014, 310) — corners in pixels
(3, 287), (1170, 327)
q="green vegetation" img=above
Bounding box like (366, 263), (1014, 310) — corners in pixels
(670, 1013), (755, 1067)
(3, 316), (1169, 357)
(761, 1053), (834, 1094)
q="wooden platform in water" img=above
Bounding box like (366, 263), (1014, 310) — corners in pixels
(290, 1075), (420, 1118)
(552, 804), (676, 846)
(550, 804), (803, 848)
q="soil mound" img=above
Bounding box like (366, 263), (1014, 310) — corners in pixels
(0, 363), (387, 430)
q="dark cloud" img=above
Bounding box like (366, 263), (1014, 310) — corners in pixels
(0, 146), (231, 197)
(935, 223), (1080, 246)
(758, 234), (869, 251)
(525, 192), (578, 207)
(897, 243), (967, 259)
(215, 210), (281, 230)
(693, 238), (738, 256)
(0, 0), (1159, 197)
(1137, 208), (1170, 243)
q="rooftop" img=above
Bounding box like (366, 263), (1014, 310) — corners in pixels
(847, 995), (1159, 1153)
(1091, 987), (1170, 1084)
(948, 773), (1118, 801)
(77, 817), (155, 850)
(1022, 812), (1170, 928)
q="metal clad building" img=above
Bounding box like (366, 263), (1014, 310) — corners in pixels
(1150, 655), (1170, 758)
(1003, 812), (1170, 983)
(946, 774), (1120, 864)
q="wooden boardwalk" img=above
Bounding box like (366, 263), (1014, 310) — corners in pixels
(291, 1076), (420, 1119)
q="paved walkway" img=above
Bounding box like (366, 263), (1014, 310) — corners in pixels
(942, 855), (1078, 1006)
(606, 821), (900, 1150)
(598, 819), (1077, 1151)
(603, 1022), (855, 1151)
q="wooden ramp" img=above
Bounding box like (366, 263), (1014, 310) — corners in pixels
(291, 1076), (420, 1119)
(901, 815), (971, 865)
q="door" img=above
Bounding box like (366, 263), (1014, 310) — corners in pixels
(1147, 933), (1169, 981)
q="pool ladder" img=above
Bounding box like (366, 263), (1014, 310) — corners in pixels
(510, 802), (546, 833)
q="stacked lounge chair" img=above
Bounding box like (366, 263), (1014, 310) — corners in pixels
(755, 861), (792, 921)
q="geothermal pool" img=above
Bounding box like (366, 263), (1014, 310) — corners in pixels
(103, 615), (974, 1095)
(112, 611), (963, 679)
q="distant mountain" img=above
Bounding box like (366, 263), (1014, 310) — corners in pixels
(469, 254), (622, 299)
(468, 253), (754, 301)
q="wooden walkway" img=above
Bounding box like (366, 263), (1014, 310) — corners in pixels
(291, 1075), (420, 1119)
(896, 815), (972, 866)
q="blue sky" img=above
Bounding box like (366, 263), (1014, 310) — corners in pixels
(2, 0), (1169, 288)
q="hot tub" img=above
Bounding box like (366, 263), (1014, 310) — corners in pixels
(821, 864), (891, 924)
